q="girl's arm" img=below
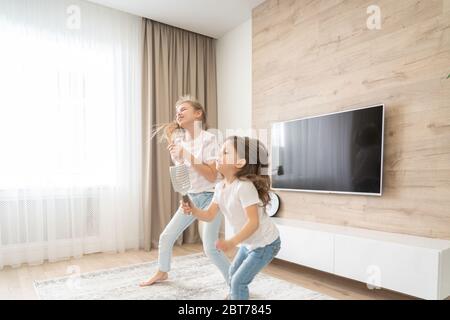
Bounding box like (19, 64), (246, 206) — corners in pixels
(185, 151), (218, 182)
(216, 204), (259, 252)
(180, 200), (219, 222)
(168, 144), (217, 182)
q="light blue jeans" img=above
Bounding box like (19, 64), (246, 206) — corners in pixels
(158, 191), (230, 282)
(229, 237), (281, 300)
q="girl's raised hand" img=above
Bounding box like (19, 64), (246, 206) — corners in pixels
(168, 143), (184, 161)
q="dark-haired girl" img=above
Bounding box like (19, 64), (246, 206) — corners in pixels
(181, 136), (281, 300)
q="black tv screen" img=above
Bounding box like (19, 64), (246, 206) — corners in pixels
(271, 105), (384, 195)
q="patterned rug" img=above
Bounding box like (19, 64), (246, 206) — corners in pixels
(34, 253), (334, 300)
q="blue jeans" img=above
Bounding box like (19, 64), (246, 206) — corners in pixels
(229, 237), (281, 300)
(158, 192), (230, 282)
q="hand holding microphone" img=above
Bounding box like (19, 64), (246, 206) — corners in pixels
(179, 199), (193, 216)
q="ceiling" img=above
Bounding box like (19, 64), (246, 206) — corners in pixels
(86, 0), (265, 38)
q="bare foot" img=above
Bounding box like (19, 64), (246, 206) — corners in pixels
(139, 271), (168, 287)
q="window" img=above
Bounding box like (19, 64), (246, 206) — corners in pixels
(0, 18), (119, 189)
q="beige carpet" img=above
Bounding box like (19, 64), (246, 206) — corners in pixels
(34, 253), (334, 300)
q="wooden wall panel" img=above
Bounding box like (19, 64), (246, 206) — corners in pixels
(253, 0), (450, 239)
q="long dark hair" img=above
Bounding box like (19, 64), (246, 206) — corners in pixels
(226, 136), (271, 208)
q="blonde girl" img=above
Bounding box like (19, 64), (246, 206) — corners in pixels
(140, 96), (229, 286)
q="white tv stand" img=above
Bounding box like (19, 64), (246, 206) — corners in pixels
(271, 217), (450, 300)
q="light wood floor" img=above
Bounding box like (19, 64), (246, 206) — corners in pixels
(0, 243), (418, 300)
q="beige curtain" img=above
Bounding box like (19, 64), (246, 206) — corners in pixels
(142, 19), (218, 251)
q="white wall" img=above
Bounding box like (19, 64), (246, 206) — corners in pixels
(216, 19), (252, 238)
(216, 18), (252, 138)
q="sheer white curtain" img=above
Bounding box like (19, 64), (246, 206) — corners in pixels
(0, 0), (143, 268)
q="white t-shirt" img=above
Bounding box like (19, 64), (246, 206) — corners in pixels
(212, 179), (279, 251)
(172, 130), (221, 193)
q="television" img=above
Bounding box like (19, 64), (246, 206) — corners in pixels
(271, 104), (384, 196)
